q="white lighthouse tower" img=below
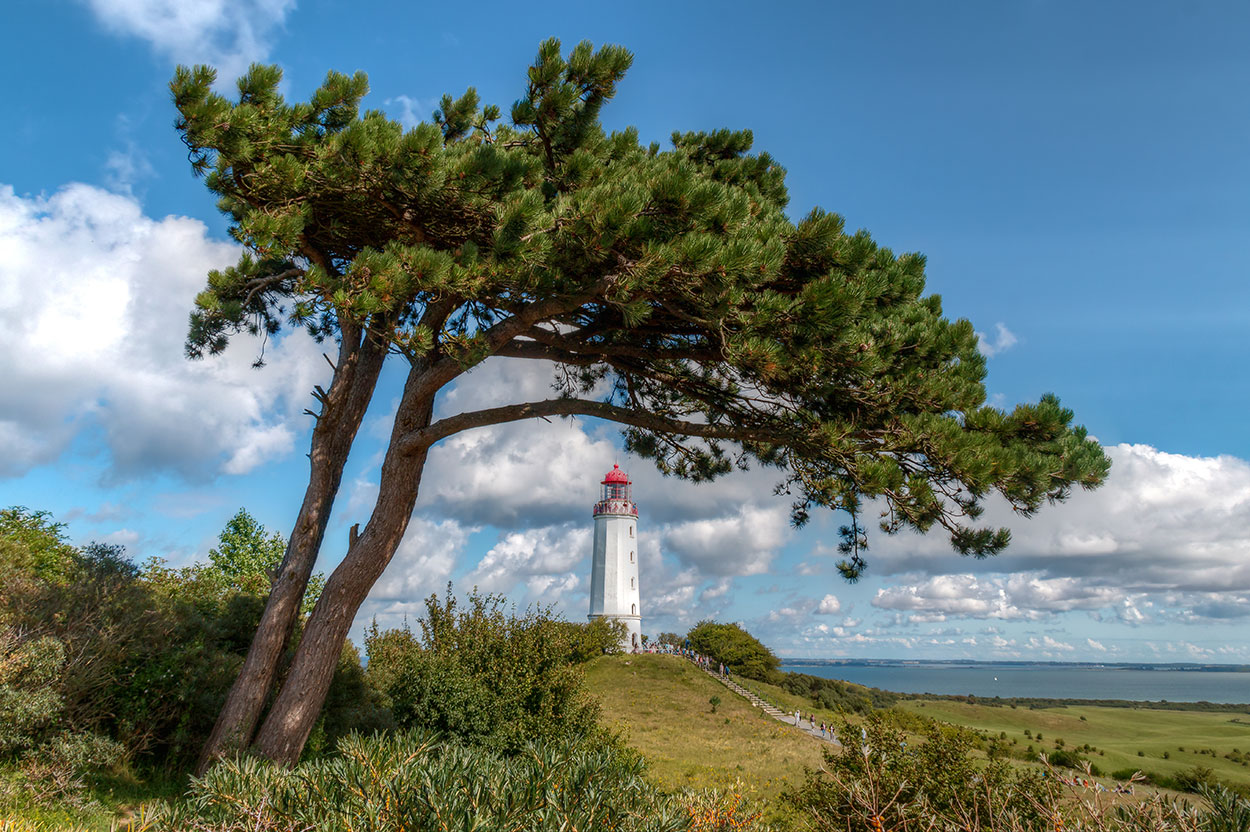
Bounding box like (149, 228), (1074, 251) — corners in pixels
(588, 464), (642, 651)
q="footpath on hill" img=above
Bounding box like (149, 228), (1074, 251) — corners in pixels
(692, 660), (842, 746)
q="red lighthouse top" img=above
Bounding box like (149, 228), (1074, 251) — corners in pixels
(595, 464), (638, 517)
(602, 464), (630, 485)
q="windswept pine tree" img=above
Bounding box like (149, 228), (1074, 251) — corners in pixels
(173, 39), (1110, 767)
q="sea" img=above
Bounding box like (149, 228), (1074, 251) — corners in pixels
(779, 661), (1250, 704)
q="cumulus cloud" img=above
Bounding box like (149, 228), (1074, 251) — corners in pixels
(872, 573), (1127, 622)
(464, 524), (590, 595)
(662, 504), (791, 577)
(975, 322), (1018, 357)
(866, 444), (1250, 623)
(815, 594), (842, 615)
(353, 516), (474, 636)
(83, 0), (294, 80)
(0, 183), (326, 481)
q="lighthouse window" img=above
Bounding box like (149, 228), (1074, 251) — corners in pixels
(629, 551), (634, 563)
(630, 577), (635, 588)
(629, 526), (633, 538)
(631, 603), (637, 615)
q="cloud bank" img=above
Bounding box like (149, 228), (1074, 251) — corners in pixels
(0, 183), (325, 481)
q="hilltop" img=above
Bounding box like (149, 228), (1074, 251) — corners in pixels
(584, 654), (829, 803)
(585, 652), (1250, 807)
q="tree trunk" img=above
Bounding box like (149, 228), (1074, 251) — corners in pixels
(196, 331), (386, 774)
(251, 395), (434, 764)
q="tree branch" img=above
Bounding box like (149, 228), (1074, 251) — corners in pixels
(399, 397), (784, 453)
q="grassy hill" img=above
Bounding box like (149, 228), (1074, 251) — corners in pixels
(898, 698), (1250, 785)
(584, 654), (828, 808)
(585, 652), (1250, 809)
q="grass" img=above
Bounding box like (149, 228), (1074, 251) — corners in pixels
(897, 698), (1250, 785)
(584, 654), (828, 823)
(0, 765), (184, 831)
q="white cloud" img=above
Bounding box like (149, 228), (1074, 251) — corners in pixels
(662, 503), (791, 577)
(0, 183), (326, 481)
(872, 573), (1126, 622)
(464, 524), (590, 594)
(353, 515), (474, 637)
(975, 322), (1018, 358)
(815, 594), (842, 615)
(866, 444), (1250, 623)
(83, 0), (295, 80)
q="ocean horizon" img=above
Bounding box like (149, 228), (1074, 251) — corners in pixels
(779, 659), (1250, 704)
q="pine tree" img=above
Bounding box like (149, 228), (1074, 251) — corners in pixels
(173, 39), (1110, 766)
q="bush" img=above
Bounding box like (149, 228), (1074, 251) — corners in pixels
(686, 621), (779, 681)
(0, 506), (333, 770)
(364, 587), (602, 754)
(785, 714), (1054, 832)
(1046, 749), (1084, 769)
(152, 731), (688, 831)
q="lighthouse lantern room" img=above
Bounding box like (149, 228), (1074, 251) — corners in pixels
(588, 464), (642, 651)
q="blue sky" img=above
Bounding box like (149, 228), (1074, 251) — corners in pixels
(3, 0), (1249, 663)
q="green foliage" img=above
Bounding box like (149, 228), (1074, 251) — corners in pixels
(1046, 748), (1086, 769)
(1201, 784), (1250, 832)
(709, 696), (721, 714)
(786, 714), (1055, 832)
(0, 628), (127, 809)
(155, 730), (688, 831)
(557, 615), (628, 662)
(364, 587), (603, 754)
(686, 621), (779, 682)
(0, 509), (79, 590)
(0, 507), (341, 773)
(307, 641), (392, 756)
(170, 38), (1110, 583)
(779, 672), (900, 715)
(0, 632), (64, 757)
(657, 632), (684, 648)
(202, 508), (324, 615)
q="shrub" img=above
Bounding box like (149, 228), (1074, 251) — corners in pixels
(365, 587), (602, 754)
(153, 731), (687, 831)
(1046, 749), (1084, 769)
(684, 788), (768, 832)
(0, 506), (337, 771)
(686, 621), (779, 681)
(785, 714), (1054, 832)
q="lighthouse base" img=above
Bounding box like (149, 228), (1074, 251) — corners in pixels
(589, 613), (642, 652)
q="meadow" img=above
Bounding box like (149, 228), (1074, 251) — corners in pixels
(897, 698), (1250, 785)
(584, 653), (826, 822)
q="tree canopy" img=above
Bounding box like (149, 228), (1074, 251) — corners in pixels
(172, 38), (1110, 764)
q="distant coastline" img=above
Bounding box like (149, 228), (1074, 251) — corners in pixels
(778, 659), (1250, 705)
(782, 658), (1250, 673)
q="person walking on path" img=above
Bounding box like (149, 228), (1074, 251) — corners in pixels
(795, 709), (801, 727)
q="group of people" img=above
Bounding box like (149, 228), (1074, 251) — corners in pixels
(654, 644), (727, 677)
(792, 710), (837, 742)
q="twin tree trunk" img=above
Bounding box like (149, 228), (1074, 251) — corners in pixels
(196, 330), (385, 774)
(252, 371), (436, 764)
(202, 293), (609, 768)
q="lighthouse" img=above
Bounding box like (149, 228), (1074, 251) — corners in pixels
(588, 464), (642, 651)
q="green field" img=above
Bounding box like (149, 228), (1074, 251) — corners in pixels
(584, 654), (827, 815)
(897, 698), (1250, 785)
(587, 653), (1250, 804)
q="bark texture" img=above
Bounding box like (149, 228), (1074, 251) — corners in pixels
(251, 377), (435, 764)
(196, 327), (386, 773)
